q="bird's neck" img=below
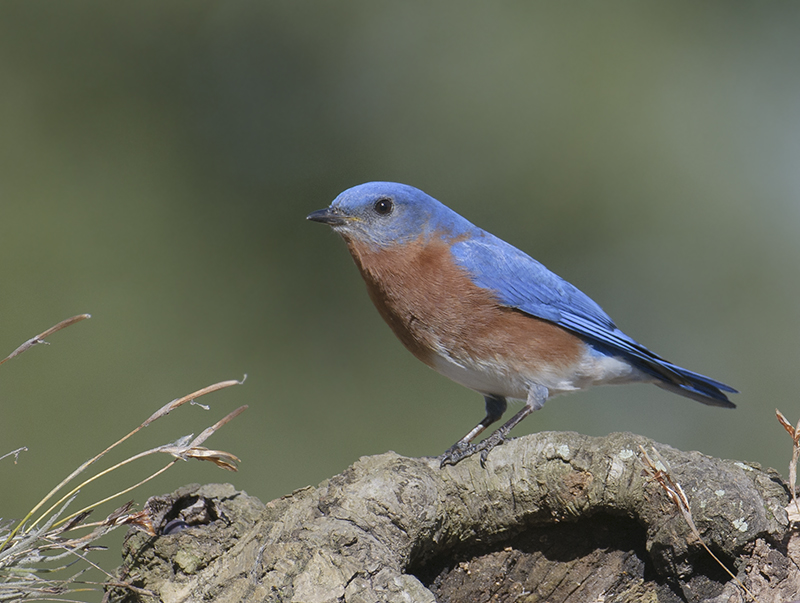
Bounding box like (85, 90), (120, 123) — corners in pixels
(344, 235), (435, 307)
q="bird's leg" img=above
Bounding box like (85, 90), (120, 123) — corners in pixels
(440, 385), (548, 468)
(440, 394), (507, 467)
(476, 384), (548, 467)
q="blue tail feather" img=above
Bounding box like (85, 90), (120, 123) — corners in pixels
(622, 349), (736, 408)
(585, 334), (737, 408)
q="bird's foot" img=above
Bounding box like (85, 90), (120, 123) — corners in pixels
(439, 430), (508, 468)
(439, 441), (477, 467)
(477, 430), (507, 467)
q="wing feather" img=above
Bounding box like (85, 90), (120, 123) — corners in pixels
(450, 233), (735, 406)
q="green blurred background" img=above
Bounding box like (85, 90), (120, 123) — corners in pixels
(1, 0), (799, 564)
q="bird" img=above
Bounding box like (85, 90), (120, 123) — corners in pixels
(307, 182), (736, 467)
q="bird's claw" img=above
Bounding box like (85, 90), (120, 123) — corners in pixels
(476, 431), (506, 467)
(439, 441), (476, 467)
(439, 431), (508, 468)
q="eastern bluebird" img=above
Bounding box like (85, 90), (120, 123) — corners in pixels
(308, 182), (736, 467)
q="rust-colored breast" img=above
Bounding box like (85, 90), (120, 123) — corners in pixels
(343, 234), (584, 375)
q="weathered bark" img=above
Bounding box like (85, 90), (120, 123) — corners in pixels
(108, 431), (796, 603)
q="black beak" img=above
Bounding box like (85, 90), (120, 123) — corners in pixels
(306, 208), (346, 226)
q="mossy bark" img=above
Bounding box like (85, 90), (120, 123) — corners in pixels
(108, 431), (796, 603)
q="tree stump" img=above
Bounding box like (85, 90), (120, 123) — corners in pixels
(108, 431), (796, 602)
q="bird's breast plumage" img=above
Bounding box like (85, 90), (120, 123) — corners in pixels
(343, 233), (594, 398)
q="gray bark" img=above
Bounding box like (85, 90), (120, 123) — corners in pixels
(108, 431), (796, 603)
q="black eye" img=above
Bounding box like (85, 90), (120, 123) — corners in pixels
(373, 198), (394, 216)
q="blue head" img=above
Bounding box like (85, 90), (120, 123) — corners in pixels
(307, 182), (476, 248)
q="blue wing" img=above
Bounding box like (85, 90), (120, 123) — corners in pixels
(450, 232), (736, 407)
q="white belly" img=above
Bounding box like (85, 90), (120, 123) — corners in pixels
(429, 342), (647, 401)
